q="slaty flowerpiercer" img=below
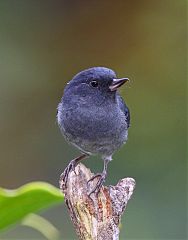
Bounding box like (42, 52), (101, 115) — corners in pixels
(57, 67), (130, 195)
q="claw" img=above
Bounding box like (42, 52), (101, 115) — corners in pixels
(88, 172), (106, 196)
(59, 153), (88, 189)
(87, 173), (102, 184)
(60, 160), (76, 188)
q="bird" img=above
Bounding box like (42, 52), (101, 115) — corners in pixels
(57, 67), (130, 195)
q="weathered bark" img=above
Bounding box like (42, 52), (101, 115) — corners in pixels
(59, 163), (135, 240)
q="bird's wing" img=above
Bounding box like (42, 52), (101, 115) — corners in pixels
(117, 94), (130, 128)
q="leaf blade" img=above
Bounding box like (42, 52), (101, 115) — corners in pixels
(0, 182), (64, 231)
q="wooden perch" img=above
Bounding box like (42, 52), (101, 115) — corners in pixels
(59, 163), (135, 240)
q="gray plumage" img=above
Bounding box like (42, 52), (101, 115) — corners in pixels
(57, 67), (130, 194)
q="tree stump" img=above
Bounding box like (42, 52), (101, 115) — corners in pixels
(59, 163), (135, 240)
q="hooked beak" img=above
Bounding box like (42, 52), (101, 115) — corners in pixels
(109, 78), (129, 91)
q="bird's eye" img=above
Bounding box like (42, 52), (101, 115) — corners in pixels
(90, 80), (99, 88)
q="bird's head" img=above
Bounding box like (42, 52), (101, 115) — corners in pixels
(64, 67), (129, 104)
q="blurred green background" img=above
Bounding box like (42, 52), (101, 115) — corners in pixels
(0, 0), (186, 239)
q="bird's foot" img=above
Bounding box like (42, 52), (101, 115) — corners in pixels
(60, 154), (88, 189)
(88, 172), (106, 196)
(60, 160), (76, 189)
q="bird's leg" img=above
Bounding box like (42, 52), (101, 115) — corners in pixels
(88, 158), (110, 196)
(60, 153), (88, 189)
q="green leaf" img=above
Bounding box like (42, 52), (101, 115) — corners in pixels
(0, 182), (64, 231)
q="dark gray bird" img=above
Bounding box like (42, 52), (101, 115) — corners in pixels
(57, 67), (130, 195)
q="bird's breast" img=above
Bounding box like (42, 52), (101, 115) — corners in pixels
(58, 102), (128, 155)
